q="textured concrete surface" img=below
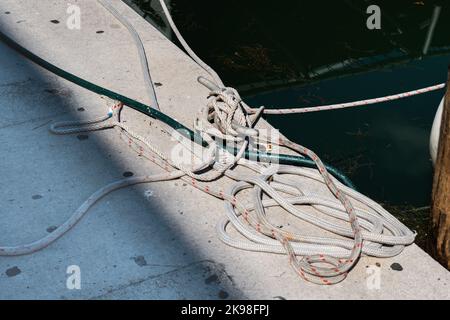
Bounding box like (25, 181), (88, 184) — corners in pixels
(0, 0), (449, 300)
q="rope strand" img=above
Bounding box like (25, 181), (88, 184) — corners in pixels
(0, 0), (421, 286)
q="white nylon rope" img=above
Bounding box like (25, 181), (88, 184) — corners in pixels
(0, 0), (423, 285)
(0, 96), (415, 284)
(157, 0), (445, 115)
(98, 0), (161, 110)
(260, 83), (445, 114)
(155, 0), (417, 283)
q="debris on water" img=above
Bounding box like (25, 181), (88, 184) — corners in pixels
(390, 263), (403, 271)
(77, 107), (85, 112)
(32, 194), (43, 200)
(6, 266), (21, 277)
(123, 171), (134, 177)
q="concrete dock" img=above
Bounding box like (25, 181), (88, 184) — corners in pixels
(0, 0), (449, 299)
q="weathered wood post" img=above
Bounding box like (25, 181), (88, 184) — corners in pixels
(431, 66), (450, 269)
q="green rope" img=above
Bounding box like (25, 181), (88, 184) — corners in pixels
(0, 31), (356, 189)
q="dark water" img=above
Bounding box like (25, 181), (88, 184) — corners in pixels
(130, 0), (450, 207)
(248, 55), (448, 206)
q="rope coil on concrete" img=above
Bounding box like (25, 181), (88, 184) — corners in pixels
(0, 91), (416, 284)
(0, 0), (431, 285)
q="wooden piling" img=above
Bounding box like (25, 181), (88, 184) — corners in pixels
(430, 66), (450, 269)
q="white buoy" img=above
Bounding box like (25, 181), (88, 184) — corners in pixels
(430, 97), (444, 165)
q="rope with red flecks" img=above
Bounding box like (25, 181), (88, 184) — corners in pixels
(257, 83), (445, 115)
(0, 1), (419, 286)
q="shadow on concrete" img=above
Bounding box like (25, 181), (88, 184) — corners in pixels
(0, 14), (245, 300)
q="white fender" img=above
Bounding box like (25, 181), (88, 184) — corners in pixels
(430, 97), (444, 166)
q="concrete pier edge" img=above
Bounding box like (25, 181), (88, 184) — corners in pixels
(0, 0), (448, 299)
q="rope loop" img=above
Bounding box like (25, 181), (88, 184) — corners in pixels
(206, 86), (251, 137)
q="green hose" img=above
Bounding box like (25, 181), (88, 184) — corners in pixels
(0, 31), (356, 190)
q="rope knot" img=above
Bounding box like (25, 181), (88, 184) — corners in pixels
(207, 87), (249, 137)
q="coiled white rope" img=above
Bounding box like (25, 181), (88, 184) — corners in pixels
(0, 1), (421, 285)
